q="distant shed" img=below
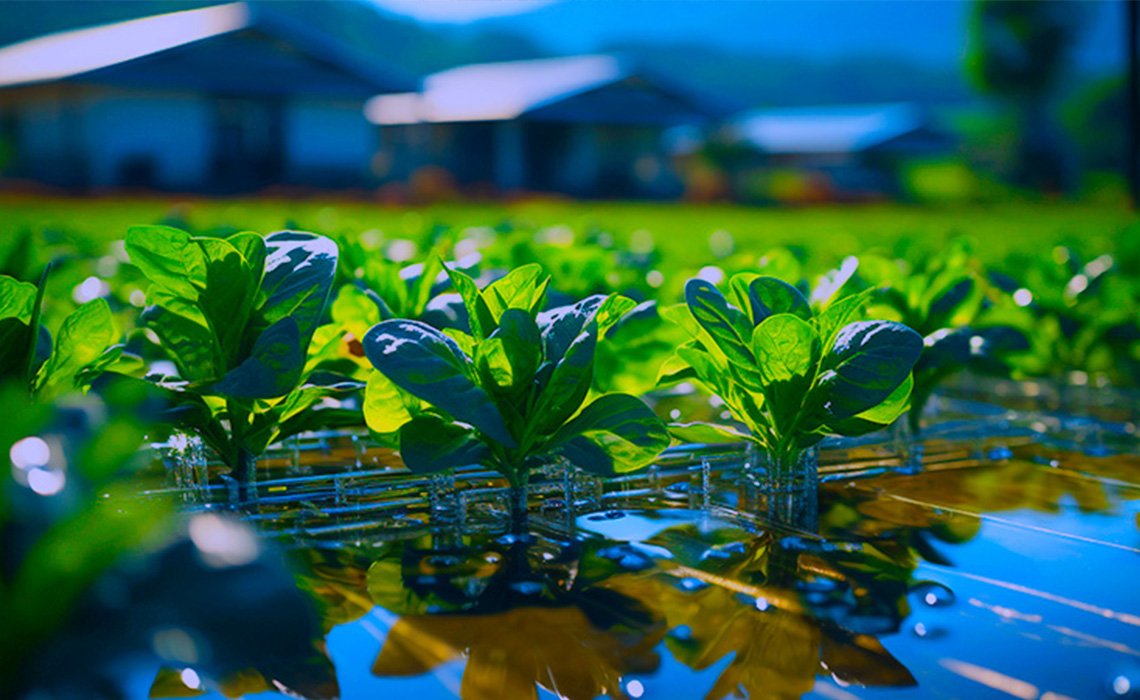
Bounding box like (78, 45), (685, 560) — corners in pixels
(720, 103), (956, 201)
(0, 3), (414, 191)
(366, 55), (721, 198)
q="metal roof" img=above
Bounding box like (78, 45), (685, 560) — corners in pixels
(729, 103), (927, 154)
(367, 54), (625, 125)
(0, 3), (414, 94)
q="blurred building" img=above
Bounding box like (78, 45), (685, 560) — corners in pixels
(713, 103), (956, 202)
(366, 55), (719, 199)
(0, 3), (413, 192)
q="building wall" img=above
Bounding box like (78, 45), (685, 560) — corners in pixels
(284, 99), (376, 187)
(80, 89), (212, 188)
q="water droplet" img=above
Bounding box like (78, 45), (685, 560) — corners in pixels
(180, 668), (201, 690)
(911, 621), (948, 639)
(754, 597), (770, 612)
(626, 679), (645, 698)
(911, 582), (955, 607)
(1110, 674), (1134, 696)
(676, 577), (709, 592)
(987, 446), (1013, 461)
(669, 625), (694, 642)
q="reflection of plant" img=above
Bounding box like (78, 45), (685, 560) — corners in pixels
(359, 536), (665, 700)
(361, 264), (668, 530)
(664, 277), (921, 469)
(599, 522), (915, 700)
(126, 227), (357, 493)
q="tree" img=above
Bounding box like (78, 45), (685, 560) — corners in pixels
(967, 0), (1089, 194)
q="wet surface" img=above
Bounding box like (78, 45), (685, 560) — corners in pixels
(146, 437), (1140, 700)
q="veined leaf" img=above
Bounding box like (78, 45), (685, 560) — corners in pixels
(363, 320), (516, 448)
(33, 299), (116, 400)
(0, 275), (36, 322)
(125, 225), (207, 300)
(226, 231), (267, 283)
(478, 308), (541, 394)
(142, 295), (217, 382)
(548, 394), (669, 475)
(257, 231), (338, 345)
(531, 326), (596, 437)
(752, 313), (820, 430)
(211, 317), (304, 399)
(483, 263), (549, 321)
(363, 370), (416, 434)
(748, 277), (812, 324)
(814, 320), (922, 421)
(668, 421), (752, 445)
(814, 288), (873, 354)
(399, 415), (491, 474)
(684, 279), (758, 376)
(445, 265), (495, 340)
(537, 294), (606, 364)
(197, 237), (258, 364)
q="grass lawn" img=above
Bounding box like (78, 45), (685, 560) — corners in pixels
(0, 195), (1134, 269)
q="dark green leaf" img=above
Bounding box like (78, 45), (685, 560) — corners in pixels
(537, 294), (606, 364)
(532, 325), (596, 436)
(748, 276), (812, 324)
(684, 279), (757, 377)
(212, 317), (304, 399)
(399, 415), (491, 474)
(363, 319), (516, 447)
(34, 299), (116, 400)
(814, 320), (922, 421)
(445, 265), (495, 340)
(256, 231), (338, 346)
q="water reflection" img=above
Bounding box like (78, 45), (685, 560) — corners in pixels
(185, 451), (1140, 699)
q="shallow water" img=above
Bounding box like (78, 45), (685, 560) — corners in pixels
(146, 436), (1140, 700)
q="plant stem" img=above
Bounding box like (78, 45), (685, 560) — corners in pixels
(506, 466), (529, 535)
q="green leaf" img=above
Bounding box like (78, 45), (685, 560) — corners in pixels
(727, 273), (760, 318)
(813, 288), (873, 354)
(752, 313), (820, 430)
(211, 317), (304, 399)
(683, 279), (757, 375)
(445, 265), (495, 340)
(255, 231), (338, 346)
(478, 309), (541, 394)
(412, 254), (445, 317)
(140, 295), (217, 382)
(399, 415), (491, 474)
(0, 318), (33, 381)
(850, 373), (912, 426)
(125, 225), (207, 300)
(537, 295), (606, 364)
(33, 299), (116, 400)
(363, 370), (417, 434)
(0, 275), (36, 322)
(748, 276), (812, 323)
(197, 237), (258, 363)
(547, 394), (669, 476)
(594, 294), (638, 336)
(752, 314), (819, 384)
(531, 325), (596, 436)
(667, 421), (751, 445)
(226, 231), (267, 284)
(813, 320), (922, 421)
(363, 319), (516, 448)
(483, 263), (549, 321)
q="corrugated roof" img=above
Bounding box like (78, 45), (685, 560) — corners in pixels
(730, 103), (925, 154)
(0, 2), (414, 93)
(367, 54), (627, 124)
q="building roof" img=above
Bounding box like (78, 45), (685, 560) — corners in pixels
(366, 54), (714, 126)
(0, 3), (415, 94)
(729, 103), (928, 154)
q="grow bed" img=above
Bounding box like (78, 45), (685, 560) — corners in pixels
(140, 387), (1140, 700)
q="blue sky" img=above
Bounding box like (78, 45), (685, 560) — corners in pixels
(371, 0), (1125, 74)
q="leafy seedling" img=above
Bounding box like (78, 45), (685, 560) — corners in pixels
(662, 276), (923, 472)
(126, 226), (358, 496)
(361, 263), (669, 531)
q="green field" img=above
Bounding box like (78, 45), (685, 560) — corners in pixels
(2, 195), (1134, 270)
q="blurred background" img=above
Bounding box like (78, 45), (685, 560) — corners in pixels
(0, 0), (1134, 206)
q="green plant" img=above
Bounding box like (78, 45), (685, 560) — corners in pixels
(361, 263), (669, 530)
(853, 244), (1030, 432)
(126, 226), (357, 495)
(663, 276), (922, 471)
(0, 271), (125, 401)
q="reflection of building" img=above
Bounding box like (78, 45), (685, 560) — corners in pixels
(0, 3), (413, 191)
(367, 55), (718, 199)
(717, 103), (955, 202)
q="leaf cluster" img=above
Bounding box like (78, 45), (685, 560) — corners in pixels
(362, 263), (669, 485)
